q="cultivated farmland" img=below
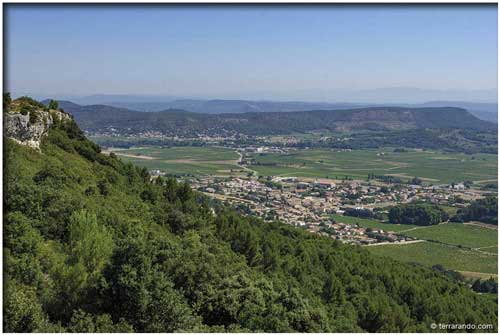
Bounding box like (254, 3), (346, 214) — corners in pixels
(248, 148), (497, 184)
(107, 146), (243, 176)
(369, 241), (497, 276)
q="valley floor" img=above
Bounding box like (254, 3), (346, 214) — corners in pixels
(104, 144), (498, 278)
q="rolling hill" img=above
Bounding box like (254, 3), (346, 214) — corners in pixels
(42, 100), (496, 136)
(42, 96), (497, 123)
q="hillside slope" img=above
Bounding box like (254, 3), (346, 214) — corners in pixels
(418, 101), (498, 123)
(4, 97), (498, 332)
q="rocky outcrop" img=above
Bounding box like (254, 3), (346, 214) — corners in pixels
(4, 109), (72, 150)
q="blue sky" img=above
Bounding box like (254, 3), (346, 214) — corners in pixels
(5, 5), (498, 100)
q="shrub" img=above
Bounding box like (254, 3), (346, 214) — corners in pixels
(29, 111), (40, 124)
(15, 96), (46, 109)
(20, 105), (32, 115)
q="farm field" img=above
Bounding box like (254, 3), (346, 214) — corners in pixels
(114, 146), (239, 161)
(248, 148), (497, 184)
(105, 146), (497, 183)
(401, 222), (498, 249)
(330, 214), (418, 232)
(363, 220), (498, 277)
(369, 241), (497, 275)
(107, 146), (243, 176)
(479, 246), (499, 254)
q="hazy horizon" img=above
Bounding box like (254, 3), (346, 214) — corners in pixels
(9, 87), (498, 105)
(5, 4), (498, 103)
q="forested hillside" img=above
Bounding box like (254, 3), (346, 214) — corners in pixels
(50, 101), (495, 135)
(4, 104), (498, 332)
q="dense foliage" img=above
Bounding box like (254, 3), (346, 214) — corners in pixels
(451, 196), (498, 225)
(388, 203), (449, 226)
(3, 115), (498, 332)
(472, 278), (498, 294)
(343, 208), (383, 220)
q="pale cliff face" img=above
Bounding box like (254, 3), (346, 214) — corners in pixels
(4, 109), (72, 150)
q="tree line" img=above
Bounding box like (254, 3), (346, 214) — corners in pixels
(451, 196), (498, 225)
(388, 203), (449, 226)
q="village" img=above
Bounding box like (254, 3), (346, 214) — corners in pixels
(187, 174), (487, 245)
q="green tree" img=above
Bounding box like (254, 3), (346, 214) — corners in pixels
(3, 92), (11, 112)
(4, 283), (48, 332)
(48, 99), (59, 110)
(67, 209), (114, 276)
(68, 310), (134, 332)
(322, 275), (346, 304)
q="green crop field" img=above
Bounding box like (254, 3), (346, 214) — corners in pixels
(105, 146), (497, 183)
(479, 246), (498, 254)
(369, 241), (497, 275)
(330, 214), (418, 232)
(108, 146), (243, 176)
(401, 223), (498, 249)
(248, 148), (497, 184)
(366, 221), (498, 276)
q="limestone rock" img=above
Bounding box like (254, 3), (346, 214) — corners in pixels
(4, 109), (71, 150)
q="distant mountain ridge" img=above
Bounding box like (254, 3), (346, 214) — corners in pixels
(104, 99), (366, 114)
(416, 101), (498, 123)
(44, 97), (497, 123)
(42, 100), (495, 136)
